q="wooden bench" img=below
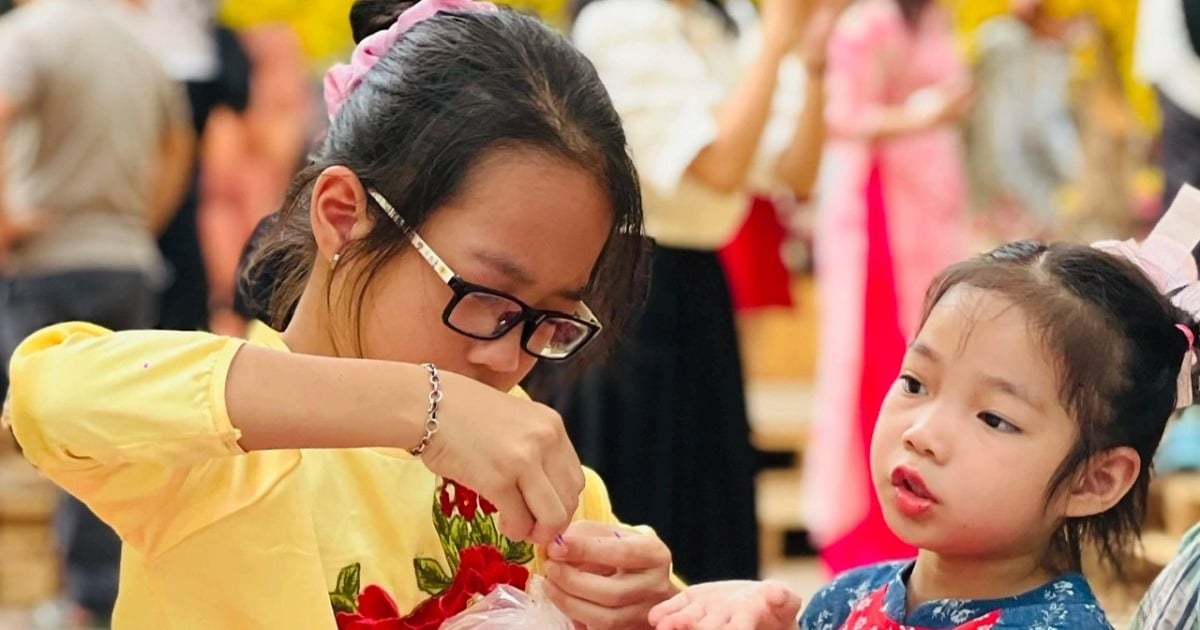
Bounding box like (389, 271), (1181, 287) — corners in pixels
(746, 380), (812, 569)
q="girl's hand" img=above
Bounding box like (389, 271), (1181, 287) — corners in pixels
(648, 580), (803, 630)
(543, 521), (677, 629)
(419, 370), (584, 545)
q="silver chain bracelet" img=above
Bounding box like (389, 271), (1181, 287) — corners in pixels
(410, 363), (442, 456)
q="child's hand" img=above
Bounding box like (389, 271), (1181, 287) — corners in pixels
(648, 580), (803, 630)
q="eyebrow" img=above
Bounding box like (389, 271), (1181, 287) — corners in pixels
(981, 374), (1045, 413)
(910, 340), (941, 363)
(910, 340), (1045, 412)
(469, 249), (588, 301)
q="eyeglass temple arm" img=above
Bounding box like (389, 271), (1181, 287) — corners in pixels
(369, 189), (456, 284)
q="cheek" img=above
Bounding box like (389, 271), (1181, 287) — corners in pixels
(869, 394), (908, 457)
(355, 269), (464, 364)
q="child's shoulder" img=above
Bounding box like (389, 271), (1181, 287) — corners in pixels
(986, 573), (1113, 629)
(799, 560), (910, 630)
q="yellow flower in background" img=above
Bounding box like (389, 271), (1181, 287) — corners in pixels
(218, 0), (570, 69)
(217, 0), (1151, 128)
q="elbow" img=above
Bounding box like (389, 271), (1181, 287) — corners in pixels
(6, 360), (79, 471)
(704, 173), (743, 196)
(685, 150), (749, 195)
(693, 164), (746, 195)
(4, 324), (113, 471)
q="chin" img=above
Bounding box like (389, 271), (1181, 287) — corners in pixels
(878, 500), (933, 547)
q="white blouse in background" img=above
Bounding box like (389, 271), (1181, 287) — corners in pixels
(573, 0), (807, 250)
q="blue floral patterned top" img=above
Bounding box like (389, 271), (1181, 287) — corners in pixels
(799, 560), (1113, 629)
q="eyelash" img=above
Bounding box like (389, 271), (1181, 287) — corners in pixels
(897, 374), (1021, 434)
(899, 374), (926, 395)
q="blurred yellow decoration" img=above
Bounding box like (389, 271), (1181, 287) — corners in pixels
(946, 0), (1156, 131)
(219, 0), (357, 67)
(218, 0), (570, 69)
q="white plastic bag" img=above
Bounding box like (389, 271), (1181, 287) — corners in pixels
(440, 576), (573, 629)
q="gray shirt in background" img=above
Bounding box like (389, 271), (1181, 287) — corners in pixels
(0, 0), (189, 279)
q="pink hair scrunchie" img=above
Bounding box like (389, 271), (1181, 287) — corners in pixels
(323, 0), (497, 119)
(1093, 183), (1200, 408)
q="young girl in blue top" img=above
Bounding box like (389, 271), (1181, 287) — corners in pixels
(649, 190), (1200, 629)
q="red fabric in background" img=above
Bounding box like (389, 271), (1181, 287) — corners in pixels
(718, 195), (794, 312)
(818, 159), (916, 574)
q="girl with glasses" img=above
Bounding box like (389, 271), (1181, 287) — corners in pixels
(2, 0), (681, 626)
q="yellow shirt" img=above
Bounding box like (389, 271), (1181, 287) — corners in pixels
(4, 322), (626, 628)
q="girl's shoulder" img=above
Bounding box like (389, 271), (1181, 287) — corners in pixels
(800, 561), (910, 630)
(986, 573), (1113, 630)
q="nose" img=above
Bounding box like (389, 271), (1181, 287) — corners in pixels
(465, 324), (525, 377)
(900, 405), (950, 464)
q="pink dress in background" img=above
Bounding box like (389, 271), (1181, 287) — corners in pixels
(802, 0), (969, 575)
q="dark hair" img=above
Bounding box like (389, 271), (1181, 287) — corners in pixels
(234, 214), (284, 323)
(244, 0), (648, 360)
(896, 0), (932, 29)
(349, 0), (416, 43)
(922, 240), (1198, 574)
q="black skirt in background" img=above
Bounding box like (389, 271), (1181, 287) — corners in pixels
(539, 244), (760, 583)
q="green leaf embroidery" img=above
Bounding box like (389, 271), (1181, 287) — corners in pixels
(432, 493), (459, 573)
(475, 511), (500, 548)
(413, 557), (452, 596)
(335, 563), (361, 598)
(448, 516), (471, 554)
(432, 493), (450, 537)
(503, 540), (535, 565)
(329, 592), (357, 615)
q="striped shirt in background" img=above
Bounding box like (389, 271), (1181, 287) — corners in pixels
(1131, 522), (1200, 629)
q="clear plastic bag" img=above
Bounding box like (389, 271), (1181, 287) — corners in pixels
(440, 576), (573, 629)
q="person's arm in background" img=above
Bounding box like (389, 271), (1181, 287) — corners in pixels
(773, 0), (851, 199)
(574, 0), (811, 199)
(201, 25), (257, 335)
(0, 24), (53, 266)
(145, 104), (195, 236)
(684, 0), (809, 194)
(203, 25), (311, 335)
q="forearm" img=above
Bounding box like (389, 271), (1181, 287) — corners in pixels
(838, 101), (941, 141)
(146, 126), (196, 235)
(227, 344), (430, 452)
(687, 44), (787, 194)
(775, 73), (826, 199)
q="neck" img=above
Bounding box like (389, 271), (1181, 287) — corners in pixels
(907, 548), (1057, 609)
(281, 271), (345, 358)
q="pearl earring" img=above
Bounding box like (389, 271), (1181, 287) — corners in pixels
(331, 252), (342, 270)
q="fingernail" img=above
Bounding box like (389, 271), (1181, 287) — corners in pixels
(554, 534), (565, 546)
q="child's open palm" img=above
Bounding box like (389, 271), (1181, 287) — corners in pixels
(648, 580), (803, 630)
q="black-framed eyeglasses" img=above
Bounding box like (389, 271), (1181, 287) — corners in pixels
(368, 189), (602, 360)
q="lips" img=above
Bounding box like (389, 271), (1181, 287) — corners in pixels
(890, 465), (937, 517)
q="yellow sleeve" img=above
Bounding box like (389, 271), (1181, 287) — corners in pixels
(7, 322), (247, 471)
(3, 322), (296, 555)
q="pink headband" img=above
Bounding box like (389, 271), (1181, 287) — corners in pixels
(1179, 323), (1196, 350)
(1093, 184), (1200, 408)
(323, 0), (497, 120)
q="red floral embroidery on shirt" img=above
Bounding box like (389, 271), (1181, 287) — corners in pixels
(329, 479), (534, 629)
(840, 584), (1003, 630)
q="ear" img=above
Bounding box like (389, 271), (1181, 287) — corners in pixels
(310, 166), (374, 264)
(1063, 447), (1141, 519)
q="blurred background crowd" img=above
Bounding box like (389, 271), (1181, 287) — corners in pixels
(1, 0), (1198, 626)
